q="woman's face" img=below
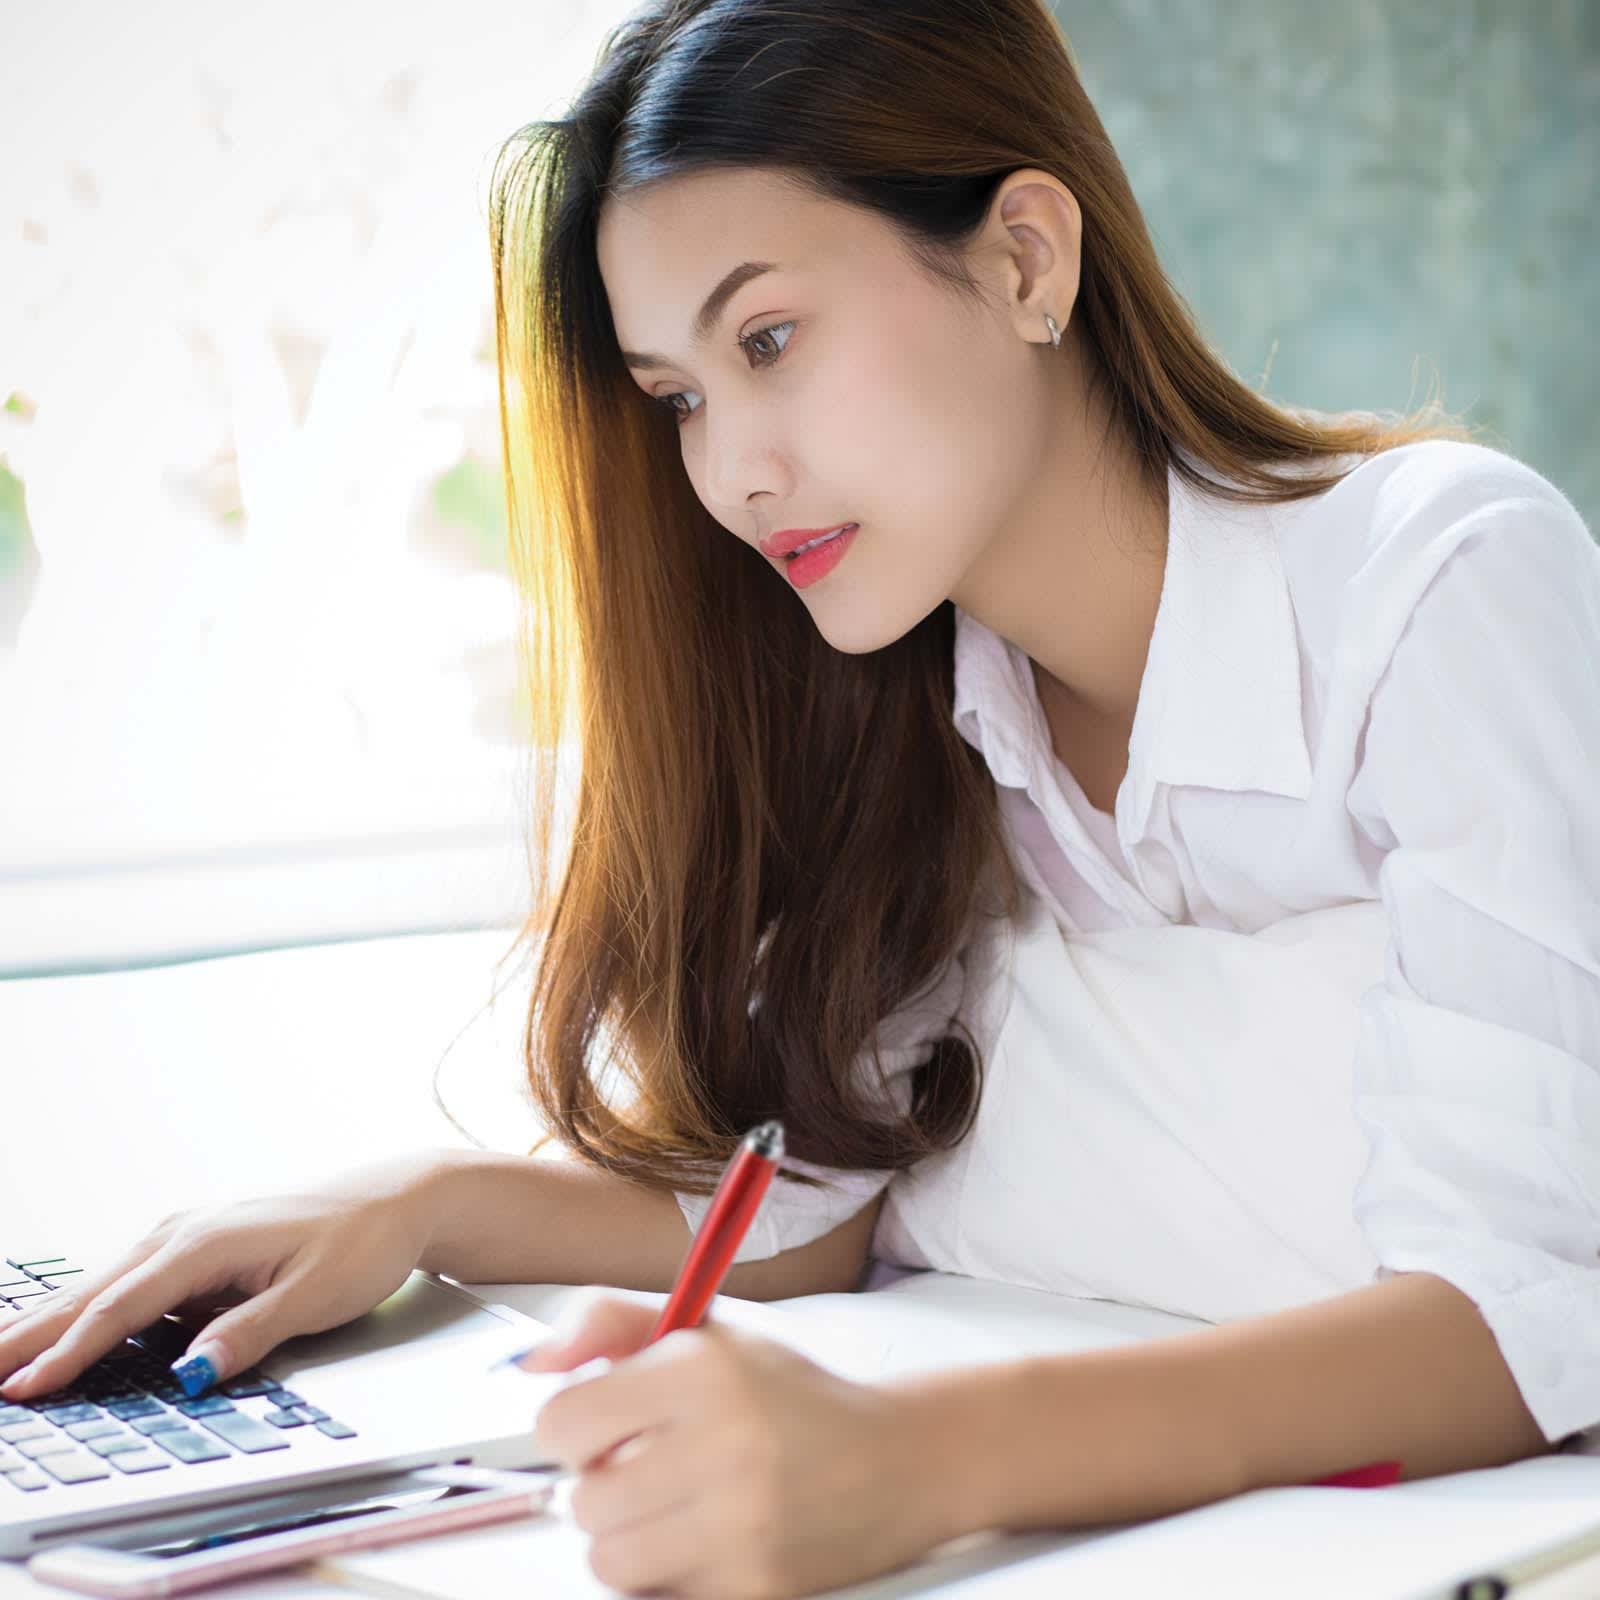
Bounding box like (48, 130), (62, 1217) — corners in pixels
(596, 166), (1060, 654)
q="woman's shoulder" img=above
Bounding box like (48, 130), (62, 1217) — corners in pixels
(1356, 432), (1574, 515)
(1272, 431), (1594, 664)
(1298, 433), (1587, 560)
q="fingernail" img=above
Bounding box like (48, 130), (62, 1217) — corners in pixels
(171, 1346), (221, 1398)
(491, 1336), (558, 1373)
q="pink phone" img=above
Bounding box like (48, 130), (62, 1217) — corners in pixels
(24, 1464), (556, 1597)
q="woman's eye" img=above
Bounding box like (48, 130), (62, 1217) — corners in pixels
(653, 391), (699, 424)
(649, 320), (796, 427)
(737, 319), (795, 367)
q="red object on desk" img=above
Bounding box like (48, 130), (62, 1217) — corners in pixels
(1310, 1460), (1403, 1488)
(647, 1120), (785, 1342)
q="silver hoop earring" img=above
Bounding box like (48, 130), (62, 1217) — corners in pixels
(1044, 313), (1062, 349)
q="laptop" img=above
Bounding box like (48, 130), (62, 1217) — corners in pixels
(0, 1244), (561, 1560)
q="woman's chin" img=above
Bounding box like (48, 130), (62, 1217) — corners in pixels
(807, 594), (928, 656)
(785, 532), (953, 654)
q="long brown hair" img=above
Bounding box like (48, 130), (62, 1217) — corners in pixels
(487, 0), (1484, 1204)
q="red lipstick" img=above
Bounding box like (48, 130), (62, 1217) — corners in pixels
(760, 522), (860, 590)
(759, 523), (856, 559)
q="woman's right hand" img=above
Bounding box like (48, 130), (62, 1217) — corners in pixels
(0, 1150), (450, 1403)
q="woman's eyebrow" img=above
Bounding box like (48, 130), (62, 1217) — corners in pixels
(620, 259), (778, 370)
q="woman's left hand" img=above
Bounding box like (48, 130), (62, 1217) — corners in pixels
(521, 1292), (948, 1599)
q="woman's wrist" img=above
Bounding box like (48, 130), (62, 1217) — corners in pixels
(405, 1146), (486, 1277)
(324, 1145), (467, 1280)
(876, 1356), (1039, 1549)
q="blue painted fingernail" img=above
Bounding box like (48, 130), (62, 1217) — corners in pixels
(488, 1341), (545, 1372)
(171, 1351), (218, 1397)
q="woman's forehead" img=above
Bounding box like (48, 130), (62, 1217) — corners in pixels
(599, 168), (840, 261)
(597, 172), (888, 330)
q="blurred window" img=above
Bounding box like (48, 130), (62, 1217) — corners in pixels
(0, 1), (625, 971)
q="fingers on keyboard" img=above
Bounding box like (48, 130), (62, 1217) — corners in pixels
(1, 1248), (146, 1382)
(1, 1300), (128, 1397)
(4, 1251), (185, 1399)
(0, 1304), (78, 1390)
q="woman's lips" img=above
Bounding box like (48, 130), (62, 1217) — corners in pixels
(781, 522), (859, 589)
(758, 522), (856, 560)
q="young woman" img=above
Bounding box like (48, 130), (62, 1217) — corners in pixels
(5, 2), (1597, 1595)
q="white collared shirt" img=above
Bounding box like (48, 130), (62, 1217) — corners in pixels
(676, 437), (1600, 1445)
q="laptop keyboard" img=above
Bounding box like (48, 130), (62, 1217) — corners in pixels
(0, 1255), (359, 1495)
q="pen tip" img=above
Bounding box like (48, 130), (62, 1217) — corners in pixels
(748, 1120), (784, 1160)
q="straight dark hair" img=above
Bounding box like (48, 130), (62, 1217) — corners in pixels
(485, 0), (1483, 1206)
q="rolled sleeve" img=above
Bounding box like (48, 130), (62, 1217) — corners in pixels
(674, 951), (968, 1266)
(1345, 478), (1600, 1444)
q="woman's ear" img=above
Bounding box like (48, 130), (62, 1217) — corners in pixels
(983, 168), (1083, 346)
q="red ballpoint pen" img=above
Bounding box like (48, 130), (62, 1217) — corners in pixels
(647, 1119), (785, 1341)
(489, 1120), (784, 1372)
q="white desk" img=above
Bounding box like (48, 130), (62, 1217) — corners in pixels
(6, 930), (1600, 1599)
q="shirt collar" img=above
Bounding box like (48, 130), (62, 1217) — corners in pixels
(950, 454), (1313, 841)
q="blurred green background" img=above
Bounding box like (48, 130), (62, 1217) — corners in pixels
(1051, 1), (1597, 532)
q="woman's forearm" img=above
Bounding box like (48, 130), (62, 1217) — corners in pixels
(410, 1145), (883, 1301)
(412, 1146), (692, 1291)
(881, 1270), (1555, 1547)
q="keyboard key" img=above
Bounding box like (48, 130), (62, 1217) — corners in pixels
(79, 1386), (143, 1406)
(219, 1374), (276, 1397)
(41, 1403), (102, 1426)
(108, 1449), (171, 1474)
(174, 1395), (235, 1418)
(314, 1419), (358, 1440)
(105, 1397), (164, 1420)
(148, 1429), (230, 1464)
(0, 1423), (50, 1444)
(262, 1408), (307, 1428)
(65, 1419), (125, 1442)
(0, 1406), (35, 1426)
(130, 1413), (191, 1436)
(86, 1434), (149, 1458)
(94, 1369), (145, 1387)
(291, 1406), (330, 1424)
(37, 1451), (111, 1484)
(17, 1434), (80, 1459)
(3, 1467), (50, 1491)
(195, 1411), (289, 1454)
(264, 1389), (303, 1408)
